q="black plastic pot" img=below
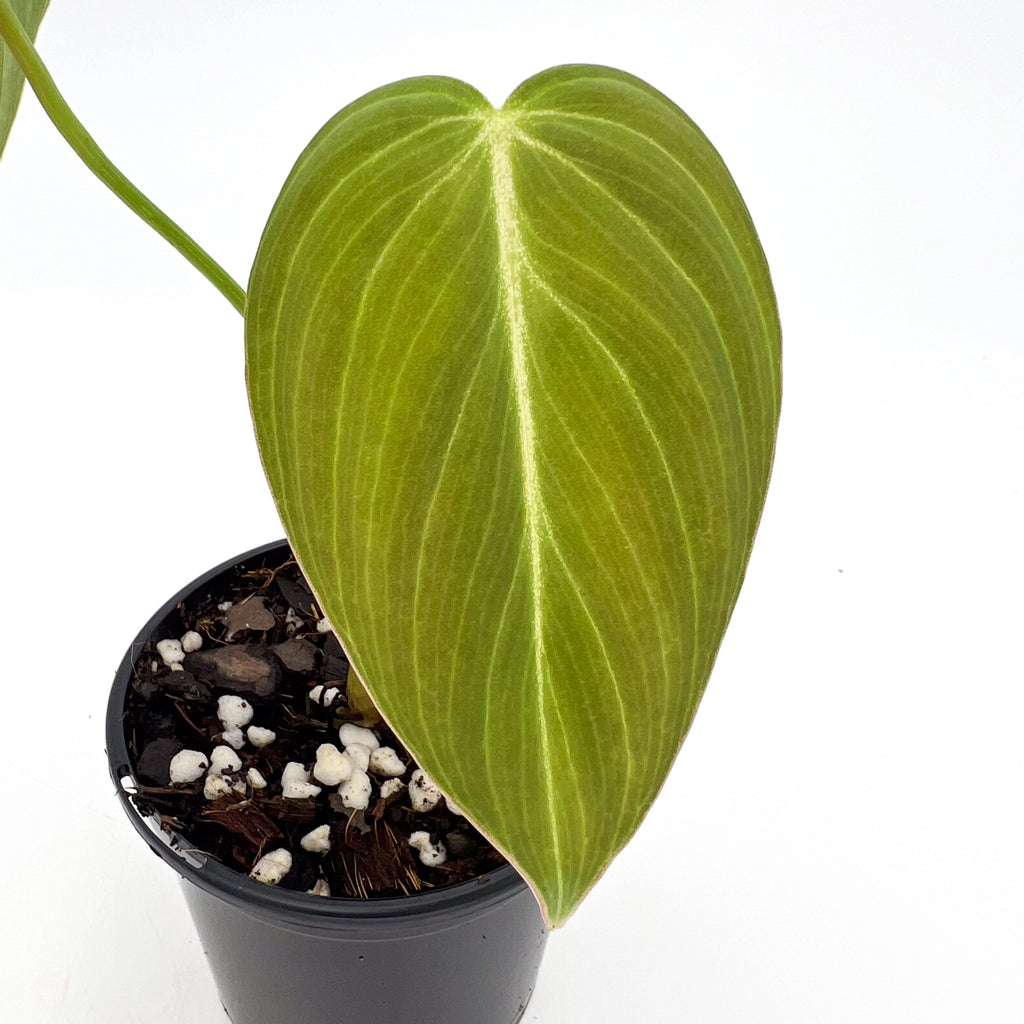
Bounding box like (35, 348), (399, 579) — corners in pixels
(106, 540), (548, 1024)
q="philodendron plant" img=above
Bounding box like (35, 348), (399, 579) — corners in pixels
(2, 3), (781, 927)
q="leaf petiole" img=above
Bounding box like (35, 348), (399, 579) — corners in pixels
(0, 0), (245, 314)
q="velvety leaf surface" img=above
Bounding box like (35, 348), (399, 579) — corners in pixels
(0, 0), (48, 160)
(246, 65), (781, 926)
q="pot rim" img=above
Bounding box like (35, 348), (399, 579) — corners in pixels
(105, 538), (529, 934)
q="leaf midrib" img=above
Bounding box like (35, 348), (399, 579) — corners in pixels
(485, 111), (565, 893)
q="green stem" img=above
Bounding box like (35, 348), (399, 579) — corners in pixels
(0, 1), (245, 314)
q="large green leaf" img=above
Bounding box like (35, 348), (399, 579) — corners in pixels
(0, 0), (49, 161)
(246, 65), (781, 927)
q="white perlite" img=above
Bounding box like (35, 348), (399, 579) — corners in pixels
(218, 702), (249, 747)
(308, 878), (331, 897)
(379, 778), (405, 800)
(300, 824), (331, 854)
(343, 742), (371, 772)
(313, 743), (353, 787)
(309, 685), (341, 708)
(246, 725), (276, 748)
(208, 745), (243, 776)
(204, 774), (240, 800)
(217, 695), (254, 730)
(221, 727), (245, 750)
(155, 638), (185, 667)
(282, 761), (322, 800)
(247, 767), (268, 790)
(368, 746), (406, 777)
(408, 769), (442, 812)
(316, 617), (332, 633)
(181, 630), (203, 653)
(338, 723), (379, 751)
(444, 798), (465, 817)
(338, 768), (372, 810)
(408, 831), (447, 867)
(250, 848), (292, 885)
(169, 749), (208, 784)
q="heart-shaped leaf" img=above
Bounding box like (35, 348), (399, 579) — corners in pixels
(246, 65), (781, 926)
(0, 0), (49, 161)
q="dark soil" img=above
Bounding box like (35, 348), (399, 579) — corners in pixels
(123, 547), (504, 898)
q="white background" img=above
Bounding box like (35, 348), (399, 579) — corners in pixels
(2, 1), (1022, 1020)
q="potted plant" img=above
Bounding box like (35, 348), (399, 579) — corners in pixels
(1, 3), (782, 1021)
